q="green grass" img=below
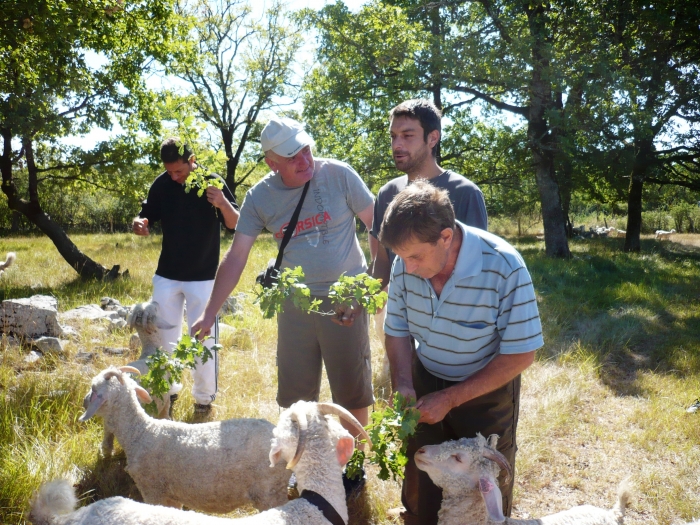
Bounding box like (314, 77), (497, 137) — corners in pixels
(2, 232), (700, 524)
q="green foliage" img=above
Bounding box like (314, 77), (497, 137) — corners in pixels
(328, 273), (387, 315)
(346, 392), (420, 482)
(139, 334), (218, 416)
(184, 172), (224, 198)
(253, 267), (386, 318)
(253, 267), (322, 319)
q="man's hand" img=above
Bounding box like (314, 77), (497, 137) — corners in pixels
(414, 389), (454, 425)
(191, 314), (215, 340)
(331, 301), (363, 327)
(206, 186), (228, 209)
(132, 217), (149, 236)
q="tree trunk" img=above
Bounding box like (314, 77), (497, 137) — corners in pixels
(526, 5), (570, 258)
(623, 139), (654, 252)
(1, 131), (116, 280)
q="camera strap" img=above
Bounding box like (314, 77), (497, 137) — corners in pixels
(273, 180), (310, 273)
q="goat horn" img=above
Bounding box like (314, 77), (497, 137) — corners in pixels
(118, 366), (141, 376)
(317, 402), (373, 449)
(286, 410), (308, 470)
(482, 447), (513, 483)
(103, 368), (126, 385)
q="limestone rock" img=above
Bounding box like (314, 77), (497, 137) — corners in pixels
(32, 336), (65, 355)
(1, 295), (63, 338)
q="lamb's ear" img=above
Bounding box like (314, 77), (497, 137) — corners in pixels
(79, 391), (105, 421)
(134, 385), (152, 404)
(335, 435), (355, 466)
(479, 477), (504, 523)
(269, 441), (283, 467)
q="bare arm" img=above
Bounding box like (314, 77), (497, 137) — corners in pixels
(191, 232), (256, 339)
(206, 186), (240, 230)
(386, 334), (417, 402)
(357, 202), (374, 233)
(415, 351), (535, 424)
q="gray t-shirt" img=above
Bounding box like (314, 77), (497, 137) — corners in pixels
(371, 170), (488, 265)
(237, 158), (374, 295)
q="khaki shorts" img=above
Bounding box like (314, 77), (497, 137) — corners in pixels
(276, 296), (374, 409)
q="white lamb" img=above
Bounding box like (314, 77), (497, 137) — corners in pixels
(414, 434), (630, 525)
(655, 229), (676, 240)
(29, 400), (370, 525)
(77, 366), (290, 513)
(0, 252), (16, 277)
(124, 301), (176, 420)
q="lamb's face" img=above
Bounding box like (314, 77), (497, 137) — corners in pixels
(415, 441), (487, 491)
(416, 437), (506, 522)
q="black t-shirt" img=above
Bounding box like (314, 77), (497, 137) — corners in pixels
(138, 171), (238, 281)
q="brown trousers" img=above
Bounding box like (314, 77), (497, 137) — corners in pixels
(401, 356), (521, 525)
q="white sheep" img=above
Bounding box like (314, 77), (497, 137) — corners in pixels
(610, 229), (626, 238)
(95, 302), (174, 458)
(29, 400), (370, 525)
(124, 301), (175, 420)
(655, 229), (676, 240)
(0, 252), (16, 277)
(414, 434), (630, 525)
(78, 366), (291, 514)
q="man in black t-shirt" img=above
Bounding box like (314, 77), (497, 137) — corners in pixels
(133, 138), (239, 416)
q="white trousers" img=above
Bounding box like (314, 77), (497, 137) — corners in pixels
(151, 275), (219, 405)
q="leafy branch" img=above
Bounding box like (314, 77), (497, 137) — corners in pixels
(139, 333), (219, 416)
(253, 266), (322, 319)
(253, 266), (387, 318)
(184, 170), (224, 197)
(345, 392), (420, 482)
(329, 272), (387, 315)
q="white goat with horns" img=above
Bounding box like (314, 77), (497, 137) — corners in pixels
(415, 434), (630, 525)
(29, 399), (371, 525)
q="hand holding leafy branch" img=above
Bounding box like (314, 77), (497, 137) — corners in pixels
(184, 171), (224, 197)
(139, 333), (219, 416)
(345, 392), (420, 482)
(329, 272), (387, 316)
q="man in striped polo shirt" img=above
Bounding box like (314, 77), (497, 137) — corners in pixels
(380, 181), (543, 525)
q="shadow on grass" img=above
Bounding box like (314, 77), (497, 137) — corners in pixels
(515, 237), (700, 398)
(75, 451), (142, 504)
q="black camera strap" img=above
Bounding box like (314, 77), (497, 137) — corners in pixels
(273, 180), (310, 273)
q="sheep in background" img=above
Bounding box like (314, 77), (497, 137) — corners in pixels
(0, 252), (16, 277)
(124, 301), (176, 420)
(77, 366), (291, 514)
(414, 434), (630, 525)
(29, 400), (370, 525)
(655, 229), (676, 240)
(610, 229), (626, 238)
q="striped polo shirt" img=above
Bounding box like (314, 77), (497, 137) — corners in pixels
(384, 222), (544, 381)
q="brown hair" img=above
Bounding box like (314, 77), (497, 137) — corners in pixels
(379, 180), (455, 250)
(160, 137), (193, 164)
(389, 99), (442, 156)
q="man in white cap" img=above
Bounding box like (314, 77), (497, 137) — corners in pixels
(192, 116), (375, 491)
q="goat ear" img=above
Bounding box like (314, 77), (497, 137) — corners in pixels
(479, 477), (504, 522)
(335, 435), (355, 466)
(269, 442), (283, 467)
(134, 385), (152, 404)
(79, 391), (105, 422)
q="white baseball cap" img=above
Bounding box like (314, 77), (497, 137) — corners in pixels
(260, 116), (315, 157)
